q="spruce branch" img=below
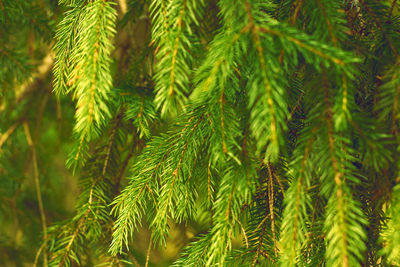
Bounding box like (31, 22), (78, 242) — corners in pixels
(4, 0), (400, 265)
(71, 0), (117, 138)
(48, 112), (125, 266)
(321, 71), (367, 267)
(278, 127), (317, 266)
(205, 160), (257, 266)
(53, 5), (83, 95)
(152, 0), (205, 116)
(53, 0), (117, 170)
(380, 183), (400, 265)
(359, 0), (398, 58)
(314, 0), (338, 46)
(244, 0), (284, 161)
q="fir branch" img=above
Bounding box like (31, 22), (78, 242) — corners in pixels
(171, 233), (212, 266)
(279, 127), (317, 266)
(376, 61), (400, 135)
(333, 75), (353, 130)
(244, 0), (283, 161)
(251, 216), (268, 267)
(72, 0), (116, 136)
(52, 5), (83, 95)
(380, 183), (400, 265)
(205, 161), (256, 266)
(152, 0), (205, 116)
(51, 1), (119, 173)
(4, 1), (400, 265)
(150, 114), (204, 245)
(124, 95), (157, 139)
(49, 112), (124, 266)
(250, 181), (275, 267)
(149, 0), (170, 44)
(359, 0), (398, 58)
(314, 0), (338, 46)
(110, 106), (209, 253)
(321, 72), (367, 267)
(57, 216), (86, 267)
(259, 25), (354, 67)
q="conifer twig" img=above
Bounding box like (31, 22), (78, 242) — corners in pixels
(251, 212), (267, 267)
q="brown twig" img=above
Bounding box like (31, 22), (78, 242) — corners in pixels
(33, 242), (46, 267)
(145, 238), (152, 267)
(266, 163), (278, 257)
(114, 139), (138, 193)
(0, 121), (20, 150)
(103, 110), (124, 175)
(56, 96), (62, 134)
(290, 0), (305, 26)
(23, 121), (48, 266)
(389, 0), (398, 18)
(117, 0), (127, 15)
(16, 52), (54, 104)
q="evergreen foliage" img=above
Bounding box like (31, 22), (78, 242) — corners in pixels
(1, 0), (400, 266)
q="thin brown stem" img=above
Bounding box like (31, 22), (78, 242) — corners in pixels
(56, 96), (62, 134)
(23, 121), (48, 266)
(115, 142), (136, 193)
(291, 0), (304, 25)
(389, 0), (397, 18)
(0, 121), (20, 150)
(266, 163), (278, 257)
(33, 242), (46, 267)
(58, 217), (86, 267)
(117, 0), (127, 14)
(145, 238), (152, 267)
(103, 110), (123, 175)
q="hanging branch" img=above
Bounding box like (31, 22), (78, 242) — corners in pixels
(23, 121), (48, 266)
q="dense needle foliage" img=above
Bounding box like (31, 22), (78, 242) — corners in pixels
(1, 0), (400, 266)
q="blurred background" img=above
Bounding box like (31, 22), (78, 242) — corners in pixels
(0, 0), (212, 265)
